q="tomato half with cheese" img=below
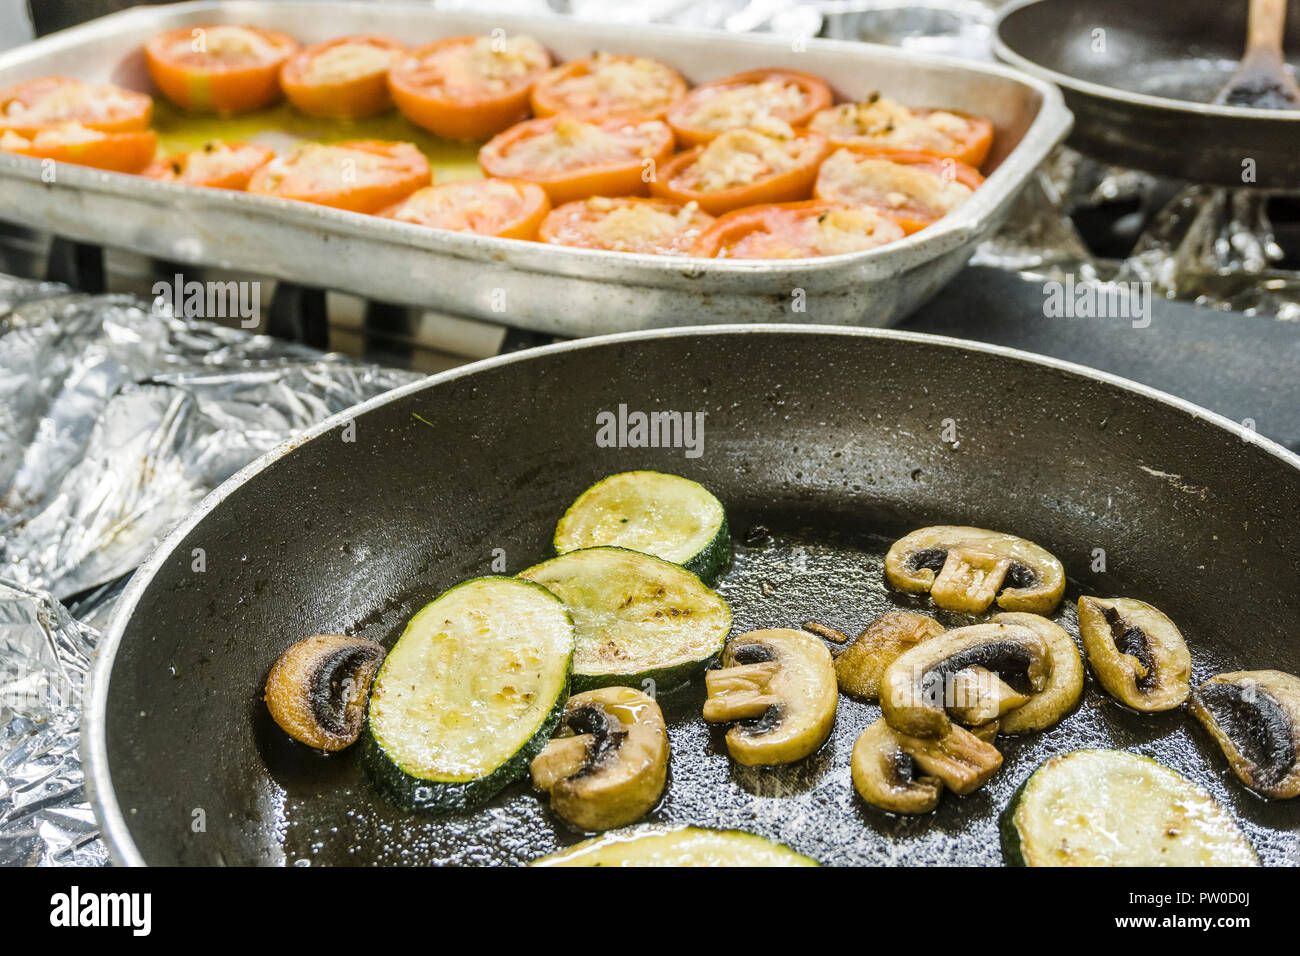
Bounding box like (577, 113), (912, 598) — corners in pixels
(807, 97), (994, 168)
(247, 140), (431, 213)
(143, 140), (275, 190)
(0, 123), (157, 173)
(281, 35), (404, 118)
(144, 24), (299, 113)
(530, 53), (688, 120)
(650, 126), (828, 216)
(691, 201), (904, 259)
(665, 68), (831, 147)
(539, 196), (713, 255)
(380, 178), (550, 240)
(814, 147), (982, 234)
(0, 76), (151, 136)
(388, 34), (551, 140)
(479, 116), (674, 205)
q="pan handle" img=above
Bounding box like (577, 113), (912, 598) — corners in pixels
(1248, 0), (1289, 53)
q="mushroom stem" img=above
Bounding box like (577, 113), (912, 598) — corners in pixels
(703, 661), (781, 721)
(895, 724), (1003, 795)
(530, 734), (594, 791)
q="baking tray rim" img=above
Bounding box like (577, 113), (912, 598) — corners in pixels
(0, 0), (1072, 282)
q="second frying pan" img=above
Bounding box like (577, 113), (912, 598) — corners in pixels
(995, 0), (1300, 186)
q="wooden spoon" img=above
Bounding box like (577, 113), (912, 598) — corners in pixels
(1214, 0), (1300, 108)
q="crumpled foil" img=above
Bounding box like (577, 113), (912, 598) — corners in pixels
(0, 275), (420, 866)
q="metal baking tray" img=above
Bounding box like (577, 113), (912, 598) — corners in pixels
(0, 1), (1071, 334)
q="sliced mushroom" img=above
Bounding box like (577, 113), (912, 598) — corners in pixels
(880, 620), (1051, 738)
(885, 525), (1065, 615)
(850, 718), (942, 814)
(703, 629), (837, 766)
(530, 686), (669, 831)
(264, 633), (384, 751)
(1077, 597), (1191, 712)
(893, 723), (1003, 795)
(1189, 670), (1300, 800)
(970, 719), (1000, 744)
(834, 611), (944, 699)
(991, 612), (1085, 734)
(947, 666), (1030, 725)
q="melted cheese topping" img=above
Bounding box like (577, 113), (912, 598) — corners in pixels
(680, 79), (807, 134)
(409, 35), (548, 95)
(680, 125), (806, 192)
(259, 143), (401, 191)
(3, 79), (140, 125)
(390, 180), (529, 232)
(719, 205), (901, 259)
(551, 197), (707, 254)
(161, 142), (263, 183)
(190, 25), (283, 64)
(809, 97), (962, 153)
(547, 54), (680, 115)
(819, 149), (973, 218)
(300, 42), (397, 85)
(495, 118), (661, 175)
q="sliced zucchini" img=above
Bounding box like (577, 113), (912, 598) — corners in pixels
(554, 471), (731, 583)
(519, 546), (731, 691)
(1002, 750), (1258, 867)
(365, 577), (574, 811)
(531, 826), (818, 866)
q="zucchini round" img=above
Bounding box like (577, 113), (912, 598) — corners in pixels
(531, 826), (818, 866)
(1001, 749), (1258, 867)
(554, 471), (731, 583)
(365, 576), (574, 811)
(519, 546), (731, 691)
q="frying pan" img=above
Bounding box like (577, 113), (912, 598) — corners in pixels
(994, 0), (1300, 186)
(85, 327), (1300, 866)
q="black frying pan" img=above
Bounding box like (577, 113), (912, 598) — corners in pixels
(995, 0), (1300, 186)
(85, 327), (1300, 866)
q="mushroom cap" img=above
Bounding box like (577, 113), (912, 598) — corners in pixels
(884, 525), (1065, 615)
(992, 612), (1085, 734)
(834, 611), (944, 700)
(264, 633), (385, 751)
(531, 685), (669, 831)
(706, 628), (838, 766)
(1077, 597), (1191, 712)
(1190, 669), (1300, 800)
(880, 620), (1051, 738)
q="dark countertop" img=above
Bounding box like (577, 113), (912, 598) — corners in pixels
(900, 266), (1300, 452)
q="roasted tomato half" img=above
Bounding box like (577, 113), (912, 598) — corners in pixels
(388, 34), (551, 140)
(0, 123), (157, 173)
(381, 178), (551, 240)
(539, 196), (714, 255)
(143, 140), (275, 190)
(651, 126), (828, 216)
(247, 140), (431, 213)
(530, 53), (688, 120)
(814, 147), (982, 234)
(479, 115), (674, 206)
(144, 24), (299, 113)
(807, 96), (994, 169)
(691, 200), (904, 259)
(281, 35), (405, 118)
(665, 68), (832, 147)
(0, 76), (152, 136)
